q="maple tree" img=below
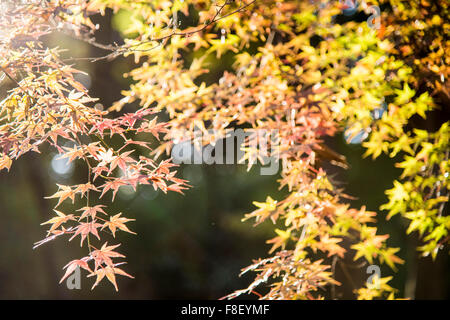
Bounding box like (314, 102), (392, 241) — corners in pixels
(0, 0), (448, 298)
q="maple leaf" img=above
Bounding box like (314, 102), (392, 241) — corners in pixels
(122, 172), (153, 191)
(99, 178), (129, 201)
(101, 213), (136, 237)
(45, 184), (77, 207)
(119, 109), (154, 127)
(77, 205), (107, 220)
(48, 127), (72, 146)
(136, 116), (168, 140)
(69, 221), (102, 247)
(122, 139), (152, 151)
(98, 149), (116, 165)
(0, 154), (12, 171)
(88, 265), (134, 291)
(149, 176), (168, 193)
(59, 145), (85, 163)
(315, 235), (346, 258)
(381, 247), (404, 271)
(167, 183), (189, 194)
(59, 258), (92, 284)
(394, 83), (415, 105)
(207, 34), (240, 58)
(91, 242), (125, 271)
(75, 182), (99, 198)
(91, 119), (118, 136)
(120, 113), (138, 127)
(84, 142), (102, 160)
(266, 229), (291, 254)
(110, 150), (134, 173)
(92, 164), (109, 181)
(244, 196), (278, 224)
(41, 210), (76, 232)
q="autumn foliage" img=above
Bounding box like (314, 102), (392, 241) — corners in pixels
(0, 0), (188, 291)
(0, 0), (448, 298)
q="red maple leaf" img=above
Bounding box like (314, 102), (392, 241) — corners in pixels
(69, 221), (102, 246)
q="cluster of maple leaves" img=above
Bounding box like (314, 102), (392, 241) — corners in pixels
(0, 0), (447, 298)
(104, 0), (408, 299)
(0, 0), (187, 290)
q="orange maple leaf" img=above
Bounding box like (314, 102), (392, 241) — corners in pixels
(88, 265), (134, 291)
(41, 209), (76, 233)
(69, 221), (102, 246)
(101, 213), (136, 237)
(110, 150), (134, 173)
(59, 146), (85, 163)
(99, 179), (128, 201)
(59, 258), (92, 284)
(45, 184), (77, 207)
(75, 182), (99, 198)
(77, 205), (107, 220)
(91, 242), (125, 271)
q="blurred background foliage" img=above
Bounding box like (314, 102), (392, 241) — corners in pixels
(0, 5), (448, 299)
